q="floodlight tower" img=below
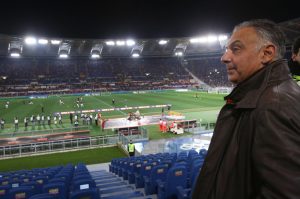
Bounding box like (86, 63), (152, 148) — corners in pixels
(131, 44), (144, 58)
(174, 42), (188, 57)
(90, 44), (103, 59)
(58, 42), (71, 58)
(8, 41), (23, 58)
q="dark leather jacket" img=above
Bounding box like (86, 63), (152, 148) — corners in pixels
(192, 59), (300, 199)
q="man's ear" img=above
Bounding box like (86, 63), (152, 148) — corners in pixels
(261, 44), (276, 64)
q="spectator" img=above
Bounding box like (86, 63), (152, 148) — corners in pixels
(192, 19), (300, 199)
(288, 37), (300, 83)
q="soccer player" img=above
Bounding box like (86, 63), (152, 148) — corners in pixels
(24, 117), (28, 129)
(14, 117), (19, 131)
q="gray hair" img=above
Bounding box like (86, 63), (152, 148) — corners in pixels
(233, 19), (286, 59)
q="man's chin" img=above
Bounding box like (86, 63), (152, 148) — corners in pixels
(228, 78), (238, 85)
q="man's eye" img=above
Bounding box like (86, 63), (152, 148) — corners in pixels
(232, 47), (240, 52)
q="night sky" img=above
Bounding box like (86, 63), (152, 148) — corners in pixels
(0, 0), (298, 39)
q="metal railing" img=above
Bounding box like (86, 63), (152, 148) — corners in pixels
(0, 127), (149, 159)
(0, 135), (116, 159)
(184, 121), (215, 134)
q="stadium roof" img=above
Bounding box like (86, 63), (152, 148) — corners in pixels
(0, 16), (299, 59)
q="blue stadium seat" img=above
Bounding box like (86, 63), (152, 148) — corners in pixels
(43, 182), (67, 199)
(70, 188), (100, 199)
(134, 163), (153, 188)
(0, 185), (10, 199)
(21, 181), (40, 195)
(0, 178), (10, 186)
(199, 149), (208, 158)
(144, 164), (168, 195)
(72, 179), (96, 190)
(29, 193), (55, 199)
(177, 162), (202, 199)
(122, 160), (134, 180)
(33, 176), (49, 193)
(177, 186), (191, 199)
(9, 186), (35, 199)
(157, 165), (187, 199)
(72, 174), (92, 182)
(128, 162), (142, 184)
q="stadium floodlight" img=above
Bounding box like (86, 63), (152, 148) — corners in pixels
(8, 41), (22, 58)
(38, 39), (48, 44)
(90, 44), (103, 59)
(58, 42), (71, 59)
(132, 51), (140, 58)
(51, 40), (61, 45)
(116, 40), (125, 46)
(131, 44), (144, 58)
(9, 48), (21, 57)
(106, 41), (115, 46)
(159, 40), (168, 45)
(126, 39), (135, 46)
(218, 35), (228, 41)
(25, 37), (37, 45)
(174, 42), (187, 57)
(190, 38), (200, 43)
(175, 51), (183, 56)
(59, 53), (68, 58)
(207, 35), (218, 43)
(190, 37), (207, 43)
(10, 53), (20, 57)
(91, 54), (100, 59)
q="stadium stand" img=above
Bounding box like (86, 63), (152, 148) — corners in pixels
(0, 57), (197, 97)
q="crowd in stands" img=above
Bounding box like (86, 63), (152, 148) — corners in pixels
(185, 56), (233, 87)
(0, 56), (235, 97)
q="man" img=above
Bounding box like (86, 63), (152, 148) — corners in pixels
(41, 115), (45, 126)
(192, 19), (300, 199)
(5, 101), (9, 109)
(128, 140), (135, 157)
(47, 115), (51, 126)
(14, 117), (19, 131)
(74, 119), (79, 130)
(0, 118), (4, 129)
(24, 117), (28, 129)
(70, 113), (73, 124)
(288, 37), (300, 83)
(36, 114), (40, 126)
(159, 119), (163, 132)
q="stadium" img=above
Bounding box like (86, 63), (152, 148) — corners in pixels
(0, 3), (300, 198)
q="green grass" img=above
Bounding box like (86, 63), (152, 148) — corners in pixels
(0, 90), (226, 171)
(0, 91), (225, 135)
(0, 146), (127, 172)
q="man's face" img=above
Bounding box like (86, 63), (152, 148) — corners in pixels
(221, 27), (265, 84)
(292, 50), (300, 64)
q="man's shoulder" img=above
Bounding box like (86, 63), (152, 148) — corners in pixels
(258, 79), (300, 107)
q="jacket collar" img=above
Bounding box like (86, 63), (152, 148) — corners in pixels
(224, 59), (290, 109)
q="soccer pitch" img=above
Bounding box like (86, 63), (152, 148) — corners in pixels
(0, 90), (225, 135)
(0, 90), (226, 171)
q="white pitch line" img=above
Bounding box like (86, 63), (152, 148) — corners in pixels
(92, 97), (127, 115)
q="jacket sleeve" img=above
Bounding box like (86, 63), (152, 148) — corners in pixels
(253, 106), (300, 198)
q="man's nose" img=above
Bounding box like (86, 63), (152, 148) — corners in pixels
(221, 52), (231, 64)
